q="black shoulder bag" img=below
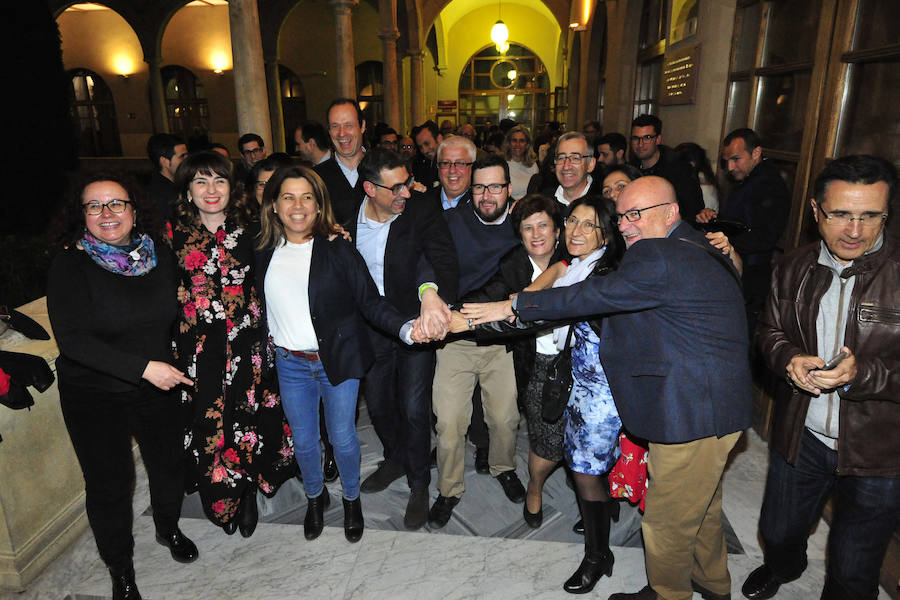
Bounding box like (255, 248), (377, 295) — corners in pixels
(541, 324), (575, 423)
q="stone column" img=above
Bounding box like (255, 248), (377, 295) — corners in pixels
(265, 58), (286, 153)
(330, 0), (359, 99)
(408, 49), (426, 126)
(575, 28), (591, 129)
(228, 0), (272, 147)
(147, 55), (168, 133)
(378, 0), (400, 129)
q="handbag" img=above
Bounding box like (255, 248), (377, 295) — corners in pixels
(541, 324), (574, 423)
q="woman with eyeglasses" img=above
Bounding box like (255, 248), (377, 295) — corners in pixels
(48, 172), (198, 600)
(461, 195), (625, 594)
(255, 164), (423, 543)
(171, 151), (295, 539)
(503, 125), (539, 201)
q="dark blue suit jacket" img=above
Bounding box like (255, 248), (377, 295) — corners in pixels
(256, 236), (412, 386)
(516, 221), (752, 443)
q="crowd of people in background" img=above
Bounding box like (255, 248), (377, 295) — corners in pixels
(45, 99), (899, 600)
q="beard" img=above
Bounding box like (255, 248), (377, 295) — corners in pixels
(474, 197), (509, 222)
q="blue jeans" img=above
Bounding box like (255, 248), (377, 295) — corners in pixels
(275, 348), (361, 500)
(760, 428), (900, 600)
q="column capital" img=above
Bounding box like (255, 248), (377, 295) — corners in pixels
(378, 28), (401, 42)
(328, 0), (359, 12)
(406, 48), (426, 60)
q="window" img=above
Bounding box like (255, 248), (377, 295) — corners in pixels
(279, 64), (307, 145)
(356, 61), (384, 127)
(634, 0), (668, 117)
(161, 65), (209, 143)
(68, 69), (121, 157)
(458, 43), (551, 132)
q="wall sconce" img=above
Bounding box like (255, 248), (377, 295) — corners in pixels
(210, 52), (230, 75)
(113, 55), (134, 81)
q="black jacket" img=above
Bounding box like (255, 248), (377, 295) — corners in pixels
(314, 156), (365, 225)
(255, 236), (412, 385)
(344, 192), (459, 315)
(719, 159), (791, 262)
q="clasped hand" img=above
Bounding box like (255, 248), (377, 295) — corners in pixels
(410, 288), (451, 343)
(786, 346), (857, 395)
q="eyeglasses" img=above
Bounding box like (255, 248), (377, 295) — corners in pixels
(471, 183), (508, 195)
(369, 175), (415, 196)
(82, 199), (132, 216)
(437, 160), (474, 170)
(816, 201), (887, 227)
(616, 202), (672, 223)
(554, 153), (592, 165)
(564, 215), (600, 233)
(630, 134), (658, 143)
(400, 144), (415, 150)
(241, 146), (265, 156)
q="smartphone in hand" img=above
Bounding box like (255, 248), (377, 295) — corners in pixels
(812, 351), (848, 372)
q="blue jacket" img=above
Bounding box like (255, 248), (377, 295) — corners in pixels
(516, 221), (752, 443)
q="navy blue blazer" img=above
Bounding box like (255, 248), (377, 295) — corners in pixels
(516, 221), (752, 443)
(255, 236), (413, 386)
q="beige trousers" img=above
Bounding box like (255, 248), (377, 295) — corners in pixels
(432, 339), (519, 498)
(643, 431), (742, 600)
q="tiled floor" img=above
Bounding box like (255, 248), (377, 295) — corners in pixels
(3, 402), (891, 600)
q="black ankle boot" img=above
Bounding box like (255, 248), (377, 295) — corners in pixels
(304, 486), (330, 540)
(343, 497), (364, 543)
(109, 563), (142, 600)
(563, 499), (613, 594)
(239, 484), (259, 538)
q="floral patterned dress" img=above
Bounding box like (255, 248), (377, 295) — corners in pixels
(563, 319), (622, 475)
(172, 219), (295, 527)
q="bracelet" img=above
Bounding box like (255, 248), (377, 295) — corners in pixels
(418, 282), (438, 301)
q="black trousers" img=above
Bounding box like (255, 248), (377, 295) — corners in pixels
(60, 381), (185, 569)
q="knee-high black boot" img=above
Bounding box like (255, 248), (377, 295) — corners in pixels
(563, 498), (614, 594)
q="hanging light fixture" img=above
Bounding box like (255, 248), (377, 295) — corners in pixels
(490, 0), (509, 54)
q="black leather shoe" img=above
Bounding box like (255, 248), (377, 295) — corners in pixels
(360, 460), (406, 493)
(110, 565), (142, 600)
(523, 502), (543, 528)
(428, 495), (460, 528)
(404, 487), (429, 530)
(572, 518), (584, 534)
(155, 528), (199, 563)
(343, 497), (364, 542)
(692, 579), (731, 600)
(221, 519), (237, 535)
(238, 485), (258, 538)
(741, 565), (782, 600)
(323, 450), (338, 483)
(304, 487), (331, 540)
(496, 470), (526, 503)
(563, 553), (614, 594)
(608, 585), (658, 600)
(474, 447), (490, 474)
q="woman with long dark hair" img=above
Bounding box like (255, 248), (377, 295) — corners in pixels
(171, 151), (295, 538)
(462, 195), (625, 594)
(48, 172), (198, 600)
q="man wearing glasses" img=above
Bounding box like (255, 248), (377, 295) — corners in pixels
(236, 132), (267, 187)
(629, 114), (703, 223)
(503, 175), (751, 600)
(429, 155), (527, 528)
(347, 148), (458, 530)
(424, 136), (476, 211)
(550, 131), (602, 208)
(743, 155), (900, 600)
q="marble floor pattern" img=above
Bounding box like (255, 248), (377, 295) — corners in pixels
(3, 401), (892, 600)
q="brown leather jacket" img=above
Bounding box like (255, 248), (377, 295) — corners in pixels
(758, 235), (900, 476)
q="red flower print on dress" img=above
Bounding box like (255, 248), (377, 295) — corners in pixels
(185, 250), (207, 270)
(183, 302), (196, 318)
(215, 229), (226, 243)
(211, 500), (226, 514)
(223, 447), (239, 464)
(211, 464), (227, 483)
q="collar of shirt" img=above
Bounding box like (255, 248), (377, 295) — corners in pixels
(316, 149), (332, 165)
(441, 188), (466, 211)
(358, 198), (399, 229)
(817, 233), (884, 276)
(336, 148), (364, 187)
(555, 174), (593, 206)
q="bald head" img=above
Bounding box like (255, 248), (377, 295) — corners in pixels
(615, 176), (680, 247)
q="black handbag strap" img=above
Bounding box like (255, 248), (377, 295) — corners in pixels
(677, 237), (743, 292)
(561, 322), (574, 351)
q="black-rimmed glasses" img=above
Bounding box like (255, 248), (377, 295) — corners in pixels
(82, 199), (132, 216)
(369, 176), (415, 196)
(616, 202), (671, 223)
